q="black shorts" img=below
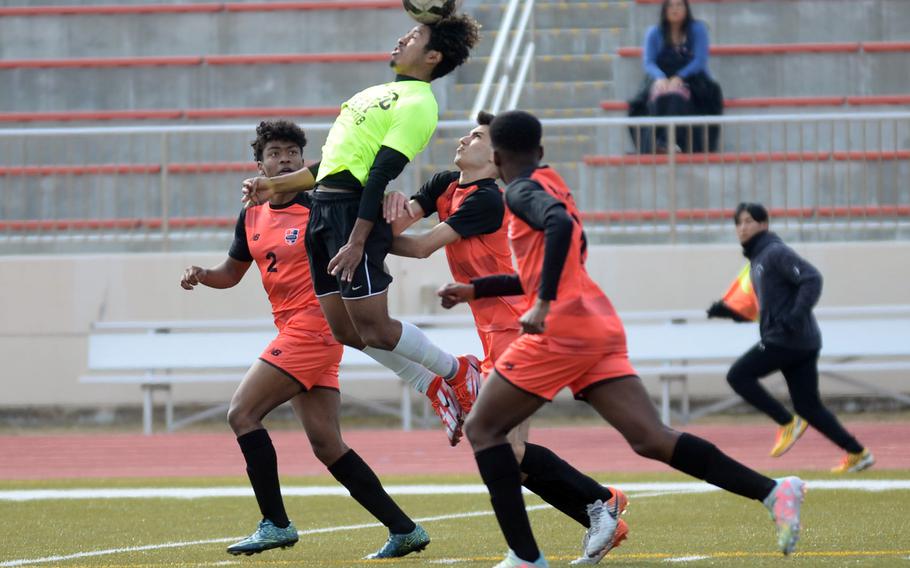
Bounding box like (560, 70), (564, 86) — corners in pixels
(305, 191), (394, 299)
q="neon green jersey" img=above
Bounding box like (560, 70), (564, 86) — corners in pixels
(316, 79), (438, 186)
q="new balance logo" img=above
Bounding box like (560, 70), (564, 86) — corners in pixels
(271, 349), (282, 357)
(252, 233), (260, 241)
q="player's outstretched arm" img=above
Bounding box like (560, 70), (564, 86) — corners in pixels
(242, 164), (317, 206)
(384, 192), (424, 236)
(391, 221), (460, 259)
(180, 257), (251, 290)
(437, 282), (475, 309)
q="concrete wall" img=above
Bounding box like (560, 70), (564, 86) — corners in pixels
(629, 0), (910, 45)
(1, 240), (908, 407)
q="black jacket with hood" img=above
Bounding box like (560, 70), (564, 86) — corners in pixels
(743, 230), (823, 351)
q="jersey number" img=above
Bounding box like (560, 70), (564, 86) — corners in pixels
(266, 251), (278, 273)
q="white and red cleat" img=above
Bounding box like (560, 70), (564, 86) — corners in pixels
(445, 354), (482, 416)
(426, 376), (464, 446)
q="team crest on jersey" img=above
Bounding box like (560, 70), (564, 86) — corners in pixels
(284, 228), (300, 245)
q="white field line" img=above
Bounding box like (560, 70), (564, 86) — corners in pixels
(3, 479), (910, 502)
(0, 503), (554, 568)
(665, 555), (711, 563)
(2, 480), (910, 567)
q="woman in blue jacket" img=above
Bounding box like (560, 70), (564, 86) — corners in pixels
(628, 0), (723, 153)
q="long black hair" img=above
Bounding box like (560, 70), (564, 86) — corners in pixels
(659, 0), (694, 43)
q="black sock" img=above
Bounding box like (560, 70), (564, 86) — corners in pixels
(670, 433), (777, 501)
(476, 444), (540, 562)
(237, 428), (289, 528)
(328, 450), (415, 534)
(521, 443), (612, 528)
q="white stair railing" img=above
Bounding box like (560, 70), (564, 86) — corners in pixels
(470, 0), (536, 116)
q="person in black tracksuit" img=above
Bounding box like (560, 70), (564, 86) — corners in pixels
(707, 203), (874, 473)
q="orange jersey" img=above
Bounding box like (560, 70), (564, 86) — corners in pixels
(505, 167), (627, 353)
(229, 194), (331, 334)
(432, 177), (524, 333)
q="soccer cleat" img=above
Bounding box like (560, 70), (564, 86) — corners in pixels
(769, 416), (808, 457)
(571, 488), (630, 564)
(493, 549), (549, 567)
(831, 448), (875, 473)
(571, 520), (628, 565)
(226, 519), (299, 556)
(364, 523), (430, 559)
(763, 476), (806, 555)
(426, 376), (465, 446)
(444, 354), (482, 415)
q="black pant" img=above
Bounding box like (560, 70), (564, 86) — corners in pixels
(726, 342), (864, 453)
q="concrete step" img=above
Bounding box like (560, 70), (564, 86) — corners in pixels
(456, 53), (614, 83)
(614, 51), (910, 100)
(629, 0), (910, 45)
(0, 63), (391, 112)
(476, 27), (627, 57)
(425, 132), (595, 164)
(441, 107), (601, 120)
(471, 2), (632, 31)
(576, 158), (910, 215)
(0, 8), (415, 59)
(449, 80), (613, 110)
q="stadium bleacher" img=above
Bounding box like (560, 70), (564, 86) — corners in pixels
(0, 0), (908, 248)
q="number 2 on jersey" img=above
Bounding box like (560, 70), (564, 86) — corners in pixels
(265, 251), (278, 273)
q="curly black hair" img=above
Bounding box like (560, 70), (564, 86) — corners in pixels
(489, 110), (541, 155)
(426, 13), (482, 80)
(250, 120), (307, 162)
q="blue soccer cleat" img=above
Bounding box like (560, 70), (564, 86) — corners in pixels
(226, 519), (299, 556)
(364, 523), (430, 559)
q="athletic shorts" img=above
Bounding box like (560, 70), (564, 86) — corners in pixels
(259, 326), (344, 391)
(305, 190), (394, 299)
(478, 327), (521, 376)
(494, 334), (637, 401)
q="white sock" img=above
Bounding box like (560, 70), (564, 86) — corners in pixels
(362, 346), (436, 394)
(392, 321), (459, 379)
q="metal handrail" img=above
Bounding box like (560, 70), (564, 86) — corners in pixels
(470, 0), (536, 116)
(3, 111), (910, 138)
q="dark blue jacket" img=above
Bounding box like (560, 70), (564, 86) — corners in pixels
(643, 20), (712, 80)
(744, 231), (823, 350)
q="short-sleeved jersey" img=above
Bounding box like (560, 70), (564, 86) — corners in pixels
(506, 166), (626, 353)
(228, 194), (331, 334)
(414, 171), (524, 333)
(316, 79), (438, 186)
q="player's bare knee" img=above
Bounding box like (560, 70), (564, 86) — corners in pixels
(464, 413), (498, 448)
(630, 427), (677, 461)
(331, 328), (366, 349)
(226, 404), (259, 436)
(310, 435), (348, 466)
(359, 329), (397, 351)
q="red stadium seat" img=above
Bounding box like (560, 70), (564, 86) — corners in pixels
(0, 107), (340, 123)
(0, 2), (398, 17)
(617, 43), (860, 58)
(583, 151), (910, 167)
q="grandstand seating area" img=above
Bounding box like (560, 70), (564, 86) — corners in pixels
(0, 0), (908, 251)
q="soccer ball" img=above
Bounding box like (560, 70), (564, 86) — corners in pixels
(402, 0), (457, 25)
